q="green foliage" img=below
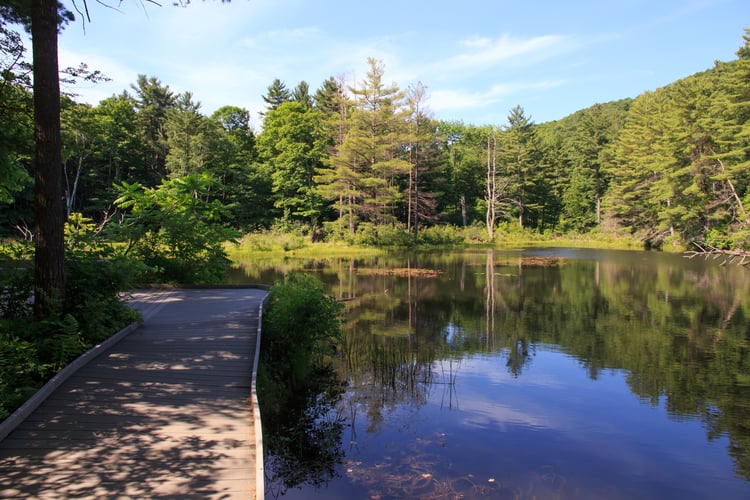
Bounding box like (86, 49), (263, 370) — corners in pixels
(460, 221), (490, 243)
(0, 312), (86, 419)
(232, 222), (309, 254)
(416, 224), (465, 246)
(262, 78), (292, 114)
(259, 273), (343, 411)
(561, 166), (597, 231)
(494, 220), (547, 241)
(257, 101), (329, 226)
(262, 273), (343, 364)
(65, 215), (142, 343)
(259, 273), (345, 493)
(113, 173), (239, 283)
(348, 222), (414, 248)
(0, 241), (33, 318)
(0, 216), (141, 419)
(317, 58), (412, 234)
(3, 34), (750, 253)
(164, 93), (222, 179)
(0, 331), (40, 420)
(500, 105), (542, 228)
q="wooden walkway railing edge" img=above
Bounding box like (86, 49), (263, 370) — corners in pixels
(253, 292), (272, 500)
(0, 320), (142, 442)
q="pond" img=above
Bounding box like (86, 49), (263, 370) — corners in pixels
(229, 248), (750, 499)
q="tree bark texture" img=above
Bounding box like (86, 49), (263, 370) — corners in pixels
(32, 0), (65, 316)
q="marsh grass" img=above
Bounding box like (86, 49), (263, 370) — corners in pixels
(228, 225), (642, 262)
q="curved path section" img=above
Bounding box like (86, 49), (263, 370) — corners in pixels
(0, 287), (267, 499)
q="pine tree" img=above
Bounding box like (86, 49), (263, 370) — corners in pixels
(566, 103), (625, 226)
(131, 75), (176, 185)
(324, 58), (410, 233)
(314, 76), (345, 116)
(605, 89), (678, 243)
(404, 82), (440, 240)
(500, 105), (539, 228)
(292, 80), (313, 108)
(164, 92), (221, 179)
(257, 101), (328, 226)
(262, 78), (292, 115)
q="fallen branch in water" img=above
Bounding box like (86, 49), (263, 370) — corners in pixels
(684, 242), (750, 266)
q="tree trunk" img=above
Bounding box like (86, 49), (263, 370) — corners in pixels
(65, 155), (84, 217)
(485, 133), (496, 240)
(460, 194), (467, 227)
(413, 145), (419, 242)
(32, 0), (65, 317)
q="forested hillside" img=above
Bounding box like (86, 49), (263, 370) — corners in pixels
(1, 27), (748, 251)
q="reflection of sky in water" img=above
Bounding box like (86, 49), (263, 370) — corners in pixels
(282, 346), (748, 499)
(444, 350), (741, 496)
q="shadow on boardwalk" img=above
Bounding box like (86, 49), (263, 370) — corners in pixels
(0, 287), (267, 499)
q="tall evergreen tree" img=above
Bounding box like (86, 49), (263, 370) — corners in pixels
(605, 89), (678, 243)
(404, 82), (440, 240)
(131, 74), (176, 185)
(262, 78), (291, 115)
(257, 101), (328, 226)
(500, 105), (539, 228)
(708, 31), (750, 241)
(164, 92), (220, 179)
(292, 80), (313, 109)
(566, 103), (624, 227)
(314, 76), (345, 116)
(314, 76), (354, 237)
(342, 58), (410, 227)
(211, 105), (273, 229)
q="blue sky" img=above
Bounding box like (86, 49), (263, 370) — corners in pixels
(56, 0), (748, 129)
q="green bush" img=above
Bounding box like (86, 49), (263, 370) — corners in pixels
(65, 214), (142, 343)
(0, 332), (41, 420)
(112, 173), (239, 283)
(0, 241), (33, 319)
(258, 273), (346, 491)
(262, 273), (342, 369)
(417, 224), (465, 246)
(259, 273), (343, 410)
(349, 222), (413, 247)
(0, 215), (141, 420)
(460, 221), (490, 243)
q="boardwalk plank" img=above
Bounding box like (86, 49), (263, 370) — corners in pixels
(0, 288), (266, 499)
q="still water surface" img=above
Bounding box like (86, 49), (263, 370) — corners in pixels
(230, 248), (750, 499)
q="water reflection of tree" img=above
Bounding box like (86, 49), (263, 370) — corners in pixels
(262, 366), (346, 499)
(446, 251), (750, 480)
(243, 251), (750, 481)
(341, 312), (438, 433)
(257, 274), (348, 498)
(484, 249), (534, 377)
(338, 253), (454, 433)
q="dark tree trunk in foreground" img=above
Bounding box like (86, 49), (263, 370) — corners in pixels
(32, 0), (65, 316)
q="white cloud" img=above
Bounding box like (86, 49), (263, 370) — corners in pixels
(430, 79), (567, 113)
(438, 34), (575, 73)
(430, 88), (505, 112)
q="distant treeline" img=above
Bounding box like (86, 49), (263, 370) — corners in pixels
(1, 28), (749, 250)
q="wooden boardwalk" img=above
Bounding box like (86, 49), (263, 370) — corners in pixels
(0, 287), (268, 499)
